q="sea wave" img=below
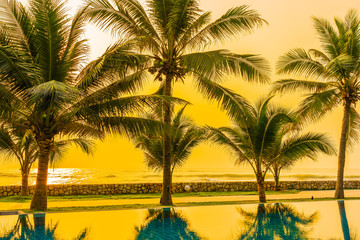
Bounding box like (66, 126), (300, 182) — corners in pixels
(0, 168), (360, 186)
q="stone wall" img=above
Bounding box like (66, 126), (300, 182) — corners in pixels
(1, 180), (360, 197)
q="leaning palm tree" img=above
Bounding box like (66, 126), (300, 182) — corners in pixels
(0, 125), (94, 196)
(272, 9), (360, 199)
(0, 0), (171, 211)
(133, 105), (205, 191)
(83, 0), (271, 205)
(208, 96), (335, 202)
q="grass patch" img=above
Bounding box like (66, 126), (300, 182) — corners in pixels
(0, 190), (300, 203)
(19, 197), (360, 214)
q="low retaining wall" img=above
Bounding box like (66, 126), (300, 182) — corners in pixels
(1, 180), (360, 197)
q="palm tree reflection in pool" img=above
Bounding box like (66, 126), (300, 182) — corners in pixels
(135, 208), (201, 240)
(237, 203), (317, 240)
(0, 214), (88, 240)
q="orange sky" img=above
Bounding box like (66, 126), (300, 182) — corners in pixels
(2, 0), (360, 172)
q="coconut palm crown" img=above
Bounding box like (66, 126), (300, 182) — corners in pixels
(0, 0), (172, 211)
(272, 9), (360, 198)
(84, 0), (271, 205)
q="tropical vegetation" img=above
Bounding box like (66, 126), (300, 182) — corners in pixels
(0, 0), (171, 211)
(208, 97), (335, 202)
(133, 105), (205, 191)
(0, 0), (357, 210)
(0, 124), (94, 196)
(273, 9), (360, 199)
(83, 0), (270, 205)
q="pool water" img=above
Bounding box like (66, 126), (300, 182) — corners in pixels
(0, 200), (359, 239)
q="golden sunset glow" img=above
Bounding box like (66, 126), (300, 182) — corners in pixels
(1, 0), (359, 175)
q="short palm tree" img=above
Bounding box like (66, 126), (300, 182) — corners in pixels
(83, 0), (271, 205)
(272, 9), (360, 199)
(208, 97), (335, 203)
(268, 129), (336, 191)
(133, 105), (205, 190)
(0, 0), (168, 211)
(0, 125), (94, 196)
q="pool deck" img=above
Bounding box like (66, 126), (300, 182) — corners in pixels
(1, 189), (360, 212)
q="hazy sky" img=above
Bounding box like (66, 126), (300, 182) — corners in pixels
(3, 0), (360, 172)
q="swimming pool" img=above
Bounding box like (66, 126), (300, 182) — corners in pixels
(0, 200), (359, 239)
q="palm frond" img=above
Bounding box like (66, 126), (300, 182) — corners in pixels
(182, 50), (270, 82)
(28, 80), (80, 112)
(98, 116), (163, 137)
(75, 39), (150, 90)
(206, 126), (250, 164)
(348, 107), (360, 148)
(175, 11), (211, 51)
(183, 5), (267, 51)
(0, 0), (36, 59)
(192, 74), (253, 122)
(84, 0), (160, 48)
(312, 16), (341, 58)
(276, 48), (326, 79)
(298, 88), (341, 122)
(278, 133), (336, 170)
(0, 126), (18, 158)
(271, 79), (331, 95)
(167, 0), (202, 41)
(31, 0), (71, 83)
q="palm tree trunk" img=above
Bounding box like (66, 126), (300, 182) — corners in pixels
(335, 100), (351, 199)
(274, 168), (281, 191)
(160, 74), (173, 205)
(30, 137), (51, 211)
(338, 201), (351, 240)
(21, 171), (29, 196)
(257, 175), (266, 203)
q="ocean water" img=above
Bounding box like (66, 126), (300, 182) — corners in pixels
(1, 167), (360, 186)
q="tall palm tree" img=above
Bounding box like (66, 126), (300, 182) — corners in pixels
(0, 0), (170, 211)
(272, 10), (360, 199)
(208, 97), (335, 202)
(133, 105), (205, 191)
(0, 125), (94, 196)
(83, 0), (271, 205)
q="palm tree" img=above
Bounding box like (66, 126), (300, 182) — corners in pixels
(268, 129), (336, 191)
(208, 97), (335, 202)
(135, 208), (201, 240)
(0, 125), (94, 196)
(237, 203), (317, 240)
(83, 0), (271, 205)
(272, 10), (360, 199)
(133, 105), (205, 190)
(0, 0), (170, 211)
